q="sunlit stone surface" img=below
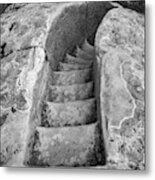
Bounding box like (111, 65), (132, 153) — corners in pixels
(48, 81), (94, 102)
(28, 122), (103, 166)
(0, 2), (145, 169)
(51, 69), (93, 85)
(41, 99), (96, 127)
(95, 7), (144, 170)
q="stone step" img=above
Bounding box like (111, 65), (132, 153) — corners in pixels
(81, 39), (95, 56)
(50, 68), (93, 85)
(75, 46), (95, 60)
(48, 82), (94, 102)
(29, 122), (104, 167)
(58, 62), (92, 71)
(65, 54), (93, 64)
(41, 98), (96, 127)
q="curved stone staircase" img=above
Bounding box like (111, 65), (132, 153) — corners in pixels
(29, 40), (105, 167)
(0, 2), (144, 169)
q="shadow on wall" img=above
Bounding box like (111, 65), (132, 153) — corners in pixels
(116, 0), (145, 14)
(0, 4), (11, 15)
(45, 1), (113, 70)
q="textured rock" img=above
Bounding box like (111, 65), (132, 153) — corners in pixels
(1, 1), (114, 167)
(95, 7), (145, 170)
(0, 2), (65, 166)
(0, 109), (9, 126)
(100, 50), (135, 127)
(0, 3), (67, 55)
(0, 111), (29, 166)
(100, 50), (145, 170)
(0, 49), (32, 109)
(48, 81), (94, 102)
(95, 7), (144, 58)
(50, 68), (93, 85)
(28, 122), (104, 166)
(41, 98), (96, 127)
(1, 1), (145, 169)
(0, 46), (46, 166)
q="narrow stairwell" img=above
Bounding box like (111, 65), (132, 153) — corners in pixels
(29, 40), (105, 167)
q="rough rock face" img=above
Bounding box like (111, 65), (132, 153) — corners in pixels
(41, 99), (96, 127)
(29, 123), (103, 167)
(47, 82), (94, 102)
(0, 1), (145, 169)
(95, 8), (144, 170)
(0, 2), (84, 166)
(0, 1), (113, 167)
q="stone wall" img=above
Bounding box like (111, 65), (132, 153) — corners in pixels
(0, 1), (114, 167)
(0, 1), (145, 169)
(95, 7), (145, 170)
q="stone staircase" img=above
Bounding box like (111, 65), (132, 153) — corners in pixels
(29, 40), (105, 167)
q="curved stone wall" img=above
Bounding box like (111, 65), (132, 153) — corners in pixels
(95, 7), (145, 170)
(0, 1), (145, 169)
(25, 1), (114, 167)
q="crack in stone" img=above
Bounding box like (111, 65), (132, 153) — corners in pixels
(0, 45), (46, 61)
(114, 58), (137, 130)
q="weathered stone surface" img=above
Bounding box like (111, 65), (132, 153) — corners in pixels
(1, 1), (145, 169)
(95, 7), (145, 170)
(48, 81), (94, 102)
(95, 7), (144, 58)
(28, 122), (104, 166)
(58, 61), (92, 71)
(0, 3), (66, 56)
(0, 45), (46, 166)
(0, 50), (31, 109)
(100, 50), (135, 127)
(107, 113), (145, 170)
(41, 98), (96, 127)
(100, 50), (145, 170)
(0, 109), (9, 126)
(50, 68), (92, 85)
(0, 111), (29, 166)
(0, 2), (101, 167)
(1, 1), (116, 167)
